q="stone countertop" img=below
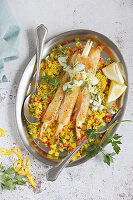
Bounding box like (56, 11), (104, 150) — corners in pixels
(0, 0), (133, 199)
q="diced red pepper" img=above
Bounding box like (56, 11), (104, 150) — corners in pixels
(81, 135), (87, 141)
(74, 46), (82, 53)
(32, 98), (35, 103)
(93, 124), (97, 129)
(37, 98), (42, 102)
(47, 98), (52, 104)
(99, 57), (102, 63)
(104, 116), (111, 123)
(77, 126), (82, 130)
(62, 42), (67, 46)
(95, 119), (100, 124)
(41, 66), (45, 70)
(82, 125), (87, 130)
(99, 65), (104, 74)
(97, 44), (102, 49)
(87, 115), (91, 120)
(45, 141), (50, 147)
(112, 103), (117, 109)
(99, 65), (103, 70)
(37, 114), (42, 119)
(92, 115), (94, 119)
(66, 46), (70, 50)
(98, 133), (103, 137)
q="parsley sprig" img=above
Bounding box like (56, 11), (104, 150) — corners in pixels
(0, 163), (26, 191)
(86, 133), (121, 166)
(85, 120), (132, 166)
(107, 134), (122, 154)
(100, 146), (116, 166)
(40, 75), (61, 99)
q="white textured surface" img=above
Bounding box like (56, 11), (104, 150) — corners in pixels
(0, 0), (133, 199)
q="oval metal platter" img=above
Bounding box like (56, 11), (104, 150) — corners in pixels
(16, 30), (128, 167)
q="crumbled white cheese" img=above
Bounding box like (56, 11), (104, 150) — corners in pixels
(58, 56), (68, 68)
(81, 71), (87, 80)
(91, 76), (99, 85)
(89, 88), (104, 111)
(69, 70), (74, 78)
(63, 65), (73, 78)
(75, 64), (85, 72)
(74, 80), (83, 86)
(63, 84), (67, 91)
(86, 71), (99, 85)
(107, 108), (116, 114)
(93, 100), (98, 106)
(93, 106), (98, 111)
(63, 82), (72, 91)
(99, 105), (104, 111)
(73, 64), (87, 80)
(89, 86), (97, 94)
(89, 99), (93, 104)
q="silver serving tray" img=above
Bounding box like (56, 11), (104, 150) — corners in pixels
(16, 30), (128, 167)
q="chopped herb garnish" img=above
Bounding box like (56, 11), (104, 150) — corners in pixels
(57, 142), (60, 146)
(48, 75), (60, 87)
(66, 87), (72, 95)
(83, 122), (87, 125)
(40, 75), (49, 84)
(98, 122), (102, 126)
(110, 60), (114, 64)
(95, 85), (100, 89)
(96, 69), (100, 74)
(69, 78), (75, 86)
(41, 75), (61, 98)
(79, 69), (84, 72)
(41, 58), (46, 63)
(101, 102), (106, 106)
(73, 107), (78, 114)
(75, 38), (81, 47)
(81, 81), (88, 91)
(85, 129), (95, 135)
(51, 45), (67, 57)
(64, 147), (68, 152)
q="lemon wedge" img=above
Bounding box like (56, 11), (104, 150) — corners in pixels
(108, 81), (127, 103)
(102, 62), (124, 84)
